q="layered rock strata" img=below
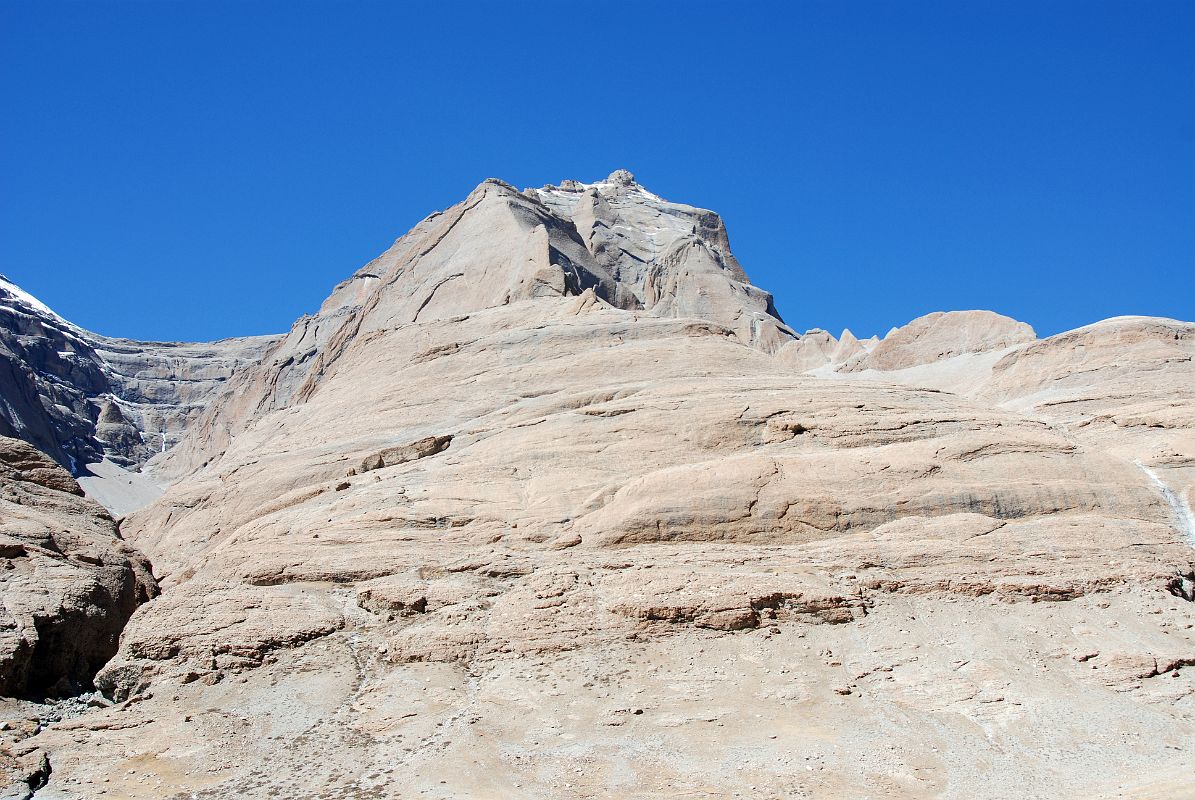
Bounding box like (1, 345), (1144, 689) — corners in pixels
(1, 174), (1192, 799)
(0, 437), (156, 697)
(0, 274), (277, 474)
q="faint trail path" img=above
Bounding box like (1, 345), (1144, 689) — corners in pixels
(1135, 461), (1195, 548)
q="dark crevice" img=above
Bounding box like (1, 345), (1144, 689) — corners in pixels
(1167, 571), (1195, 602)
(25, 752), (51, 798)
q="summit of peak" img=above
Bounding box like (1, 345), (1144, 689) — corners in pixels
(306, 171), (794, 360)
(474, 177), (521, 195)
(536, 169), (652, 198)
(606, 168), (635, 186)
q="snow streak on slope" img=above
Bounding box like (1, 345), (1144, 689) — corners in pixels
(1136, 461), (1195, 548)
(0, 273), (87, 336)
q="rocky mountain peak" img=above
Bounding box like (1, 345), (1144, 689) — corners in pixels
(606, 168), (636, 186)
(144, 174), (796, 481)
(308, 171), (796, 382)
(2, 173), (1194, 799)
(528, 172), (793, 349)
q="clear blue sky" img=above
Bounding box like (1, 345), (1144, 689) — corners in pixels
(2, 1), (1191, 341)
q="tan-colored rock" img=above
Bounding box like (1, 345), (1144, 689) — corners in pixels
(840, 310), (1036, 373)
(0, 437), (157, 697)
(532, 171), (795, 352)
(5, 177), (1195, 799)
(775, 329), (838, 371)
(831, 327), (866, 363)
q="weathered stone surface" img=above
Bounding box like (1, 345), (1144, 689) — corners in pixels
(3, 176), (1194, 799)
(775, 328), (840, 371)
(0, 437), (156, 698)
(0, 274), (277, 476)
(532, 170), (794, 351)
(840, 310), (1036, 373)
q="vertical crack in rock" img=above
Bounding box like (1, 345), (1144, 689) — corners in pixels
(25, 752), (51, 798)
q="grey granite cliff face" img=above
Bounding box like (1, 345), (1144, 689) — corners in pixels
(0, 274), (279, 473)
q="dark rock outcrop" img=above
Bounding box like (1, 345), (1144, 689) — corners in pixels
(0, 436), (157, 697)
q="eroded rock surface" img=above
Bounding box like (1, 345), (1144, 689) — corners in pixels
(0, 437), (157, 698)
(0, 274), (278, 474)
(4, 175), (1194, 799)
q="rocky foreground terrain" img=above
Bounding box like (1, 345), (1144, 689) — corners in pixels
(1, 172), (1192, 798)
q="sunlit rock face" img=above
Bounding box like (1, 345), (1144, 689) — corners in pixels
(2, 175), (1194, 799)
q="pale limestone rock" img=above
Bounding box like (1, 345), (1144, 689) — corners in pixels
(151, 175), (796, 485)
(832, 327), (866, 363)
(774, 329), (838, 371)
(532, 171), (795, 351)
(97, 277), (1191, 797)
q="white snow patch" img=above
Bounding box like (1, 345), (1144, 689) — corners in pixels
(536, 180), (668, 206)
(633, 184), (666, 202)
(77, 458), (165, 518)
(0, 274), (89, 336)
(1136, 461), (1195, 548)
(1, 275), (60, 318)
